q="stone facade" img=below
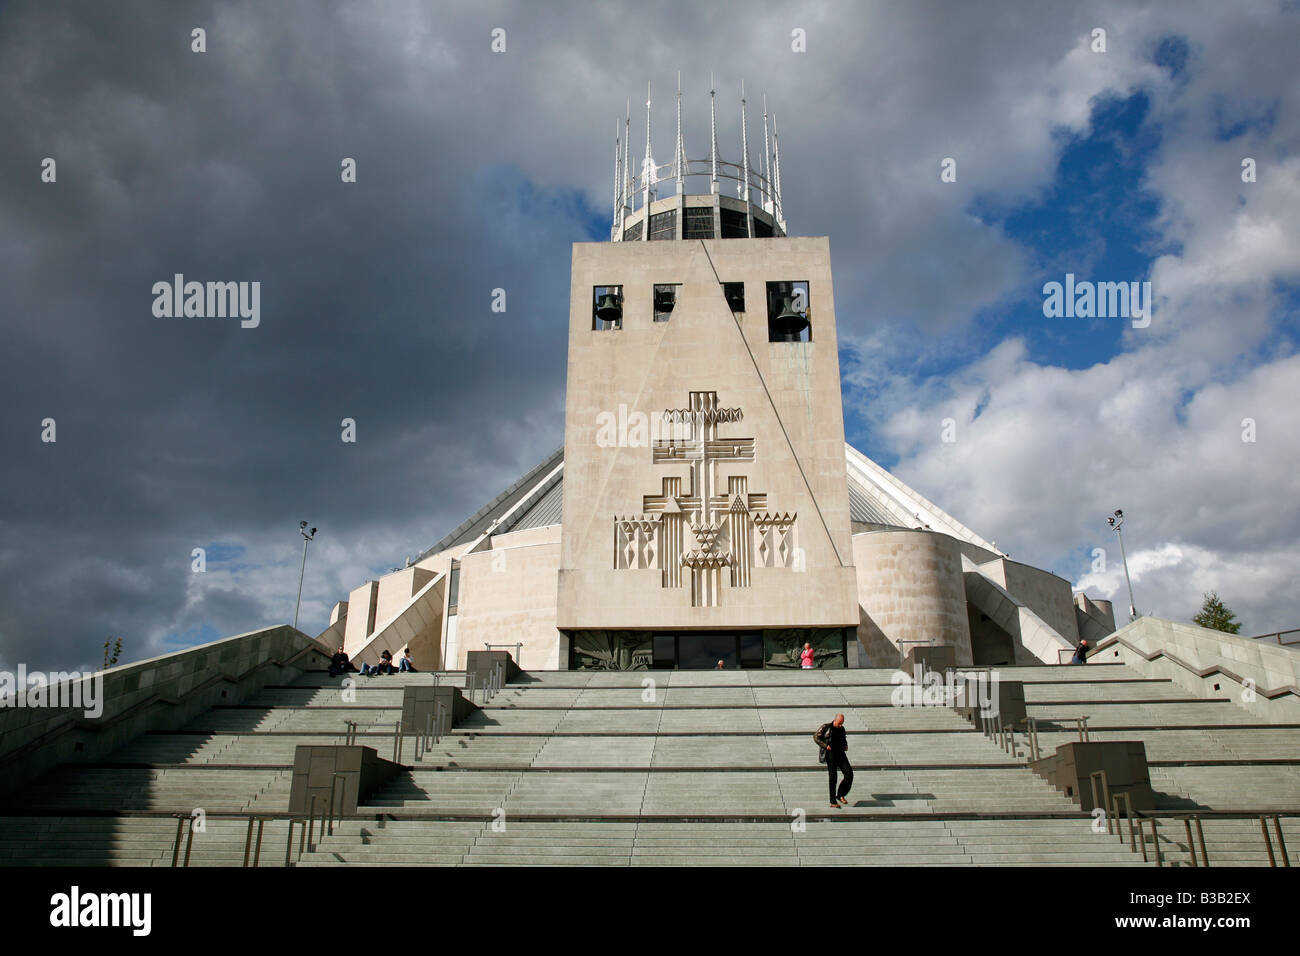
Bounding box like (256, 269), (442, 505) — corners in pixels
(853, 529), (973, 667)
(557, 237), (859, 633)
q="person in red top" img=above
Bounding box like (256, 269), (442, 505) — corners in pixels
(800, 642), (815, 669)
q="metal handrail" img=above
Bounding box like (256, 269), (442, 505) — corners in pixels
(1076, 716), (1091, 742)
(305, 795), (323, 855)
(1089, 771), (1113, 835)
(1111, 792), (1139, 853)
(392, 720), (403, 763)
(286, 799), (324, 866)
(1023, 716), (1040, 763)
(483, 661), (504, 703)
(168, 812), (200, 867)
(950, 667), (990, 713)
(327, 773), (346, 836)
(483, 642), (522, 662)
(343, 720), (358, 746)
(1099, 800), (1225, 869)
(169, 814), (186, 867)
(897, 639), (932, 672)
(242, 816), (266, 867)
(1110, 808), (1242, 869)
(1261, 815), (1291, 866)
(1123, 814), (1220, 868)
(285, 816), (298, 866)
(1249, 628), (1300, 647)
(1180, 816), (1210, 867)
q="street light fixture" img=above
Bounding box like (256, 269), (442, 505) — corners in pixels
(1106, 509), (1138, 622)
(293, 521), (317, 631)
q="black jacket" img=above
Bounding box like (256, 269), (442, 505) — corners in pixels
(818, 722), (848, 754)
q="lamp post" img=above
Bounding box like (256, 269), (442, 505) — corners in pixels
(293, 521), (317, 631)
(1107, 509), (1138, 622)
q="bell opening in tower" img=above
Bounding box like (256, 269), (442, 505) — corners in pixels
(766, 280), (810, 342)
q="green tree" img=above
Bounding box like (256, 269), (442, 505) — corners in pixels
(103, 636), (123, 670)
(1192, 592), (1241, 634)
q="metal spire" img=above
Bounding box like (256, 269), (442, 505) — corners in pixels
(674, 71), (686, 189)
(623, 99), (632, 216)
(761, 94), (772, 213)
(739, 80), (750, 203)
(613, 118), (622, 230)
(709, 73), (718, 193)
(604, 78), (791, 241)
(641, 80), (654, 225)
(771, 112), (784, 227)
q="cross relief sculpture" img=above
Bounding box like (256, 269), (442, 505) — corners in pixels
(614, 390), (797, 607)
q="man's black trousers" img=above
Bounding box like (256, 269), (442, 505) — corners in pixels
(827, 751), (853, 804)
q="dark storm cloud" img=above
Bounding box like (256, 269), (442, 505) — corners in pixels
(1, 0), (591, 669)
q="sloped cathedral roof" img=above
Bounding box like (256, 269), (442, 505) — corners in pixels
(415, 444), (1003, 562)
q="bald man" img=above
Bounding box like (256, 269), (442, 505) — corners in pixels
(823, 713), (852, 808)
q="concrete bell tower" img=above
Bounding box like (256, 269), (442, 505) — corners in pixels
(557, 77), (860, 668)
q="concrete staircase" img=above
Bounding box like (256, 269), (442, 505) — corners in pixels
(1, 664), (1297, 866)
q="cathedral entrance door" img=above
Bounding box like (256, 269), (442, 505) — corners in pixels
(676, 633), (738, 669)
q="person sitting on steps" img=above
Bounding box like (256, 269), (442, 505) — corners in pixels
(360, 649), (395, 676)
(328, 645), (357, 677)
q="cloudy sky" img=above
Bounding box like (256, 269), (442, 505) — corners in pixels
(3, 0), (1297, 672)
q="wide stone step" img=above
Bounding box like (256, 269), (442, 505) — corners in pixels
(5, 663), (1296, 866)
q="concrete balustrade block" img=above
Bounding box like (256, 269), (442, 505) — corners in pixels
(400, 685), (478, 733)
(465, 650), (521, 686)
(1031, 740), (1154, 812)
(288, 745), (402, 815)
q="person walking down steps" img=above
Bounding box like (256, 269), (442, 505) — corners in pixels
(815, 713), (853, 809)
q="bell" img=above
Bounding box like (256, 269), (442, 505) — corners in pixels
(595, 292), (622, 326)
(653, 287), (676, 315)
(770, 294), (809, 340)
(723, 283), (745, 312)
